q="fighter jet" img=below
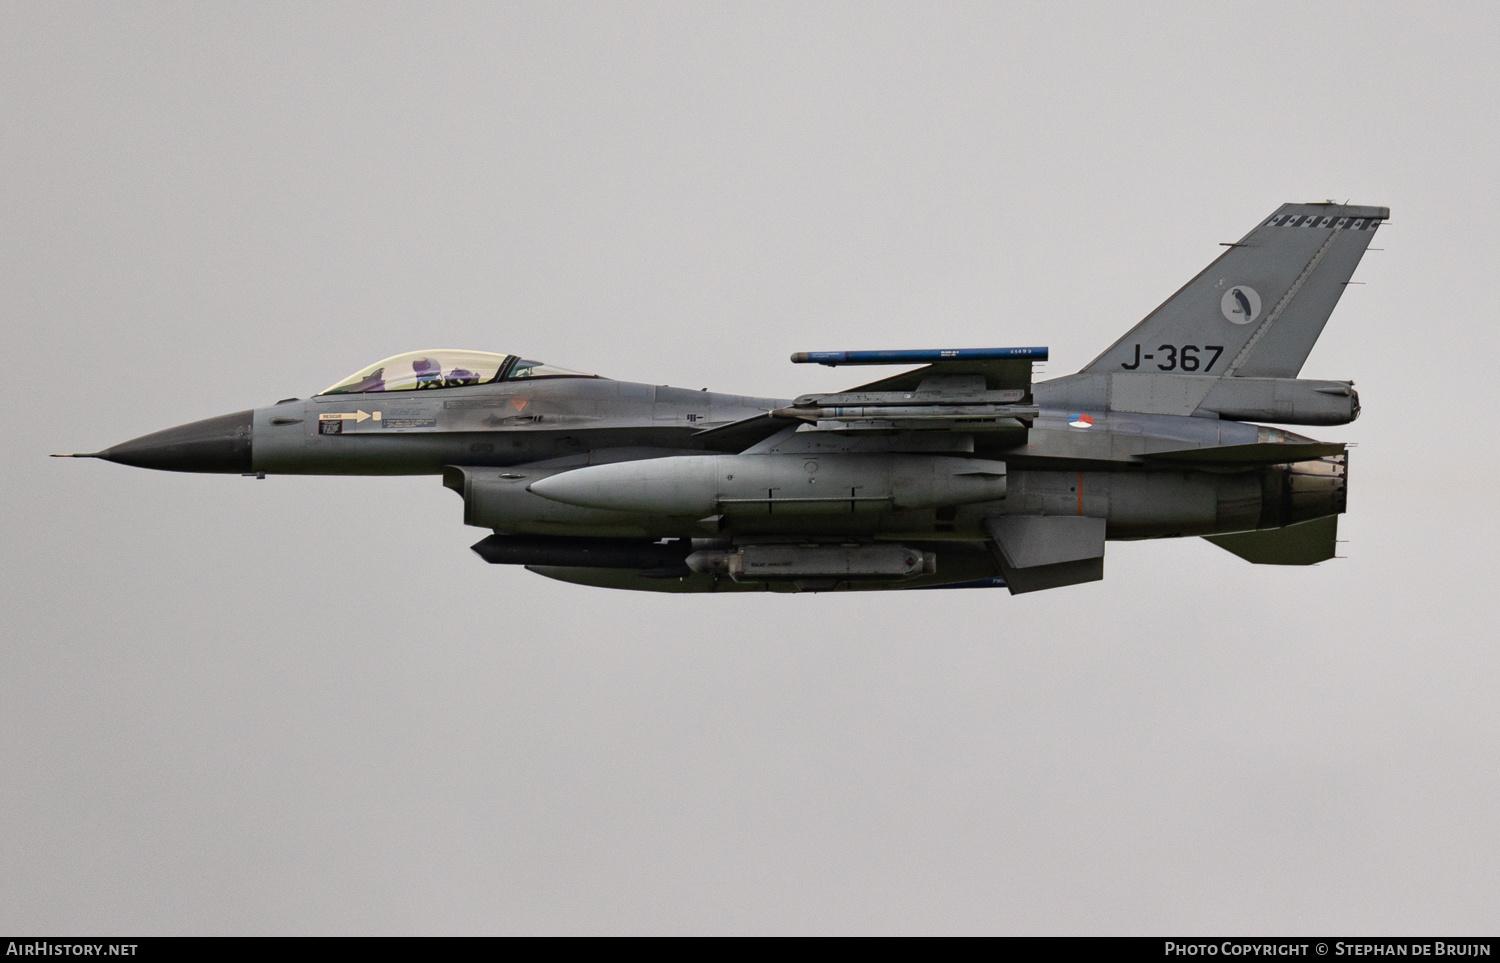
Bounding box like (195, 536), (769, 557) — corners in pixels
(59, 202), (1380, 594)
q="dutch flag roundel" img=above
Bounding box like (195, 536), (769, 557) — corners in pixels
(1068, 412), (1095, 429)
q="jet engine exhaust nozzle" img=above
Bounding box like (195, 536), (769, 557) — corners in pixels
(1264, 453), (1348, 528)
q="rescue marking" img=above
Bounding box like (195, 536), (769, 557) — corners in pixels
(317, 410), (380, 423)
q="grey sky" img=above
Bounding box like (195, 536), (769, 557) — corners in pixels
(3, 1), (1498, 934)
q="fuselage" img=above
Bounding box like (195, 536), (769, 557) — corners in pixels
(89, 372), (1346, 548)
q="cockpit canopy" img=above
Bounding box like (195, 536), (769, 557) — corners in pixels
(318, 350), (596, 395)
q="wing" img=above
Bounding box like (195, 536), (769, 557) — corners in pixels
(775, 347), (1044, 442)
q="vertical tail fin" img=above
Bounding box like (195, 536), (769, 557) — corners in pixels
(1083, 203), (1387, 378)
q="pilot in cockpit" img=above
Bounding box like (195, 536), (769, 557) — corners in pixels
(346, 368), (386, 392)
(318, 350), (594, 396)
(412, 357), (444, 389)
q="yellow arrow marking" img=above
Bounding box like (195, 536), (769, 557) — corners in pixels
(318, 410), (380, 423)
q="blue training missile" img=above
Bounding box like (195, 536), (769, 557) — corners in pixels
(789, 347), (1048, 365)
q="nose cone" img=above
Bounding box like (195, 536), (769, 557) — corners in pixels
(99, 410), (254, 473)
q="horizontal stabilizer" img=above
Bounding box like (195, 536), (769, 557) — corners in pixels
(1143, 441), (1345, 466)
(985, 515), (1106, 594)
(1204, 515), (1338, 565)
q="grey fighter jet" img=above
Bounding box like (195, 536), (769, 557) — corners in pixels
(60, 202), (1380, 594)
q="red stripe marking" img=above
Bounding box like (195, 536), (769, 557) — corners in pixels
(1077, 472), (1084, 516)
